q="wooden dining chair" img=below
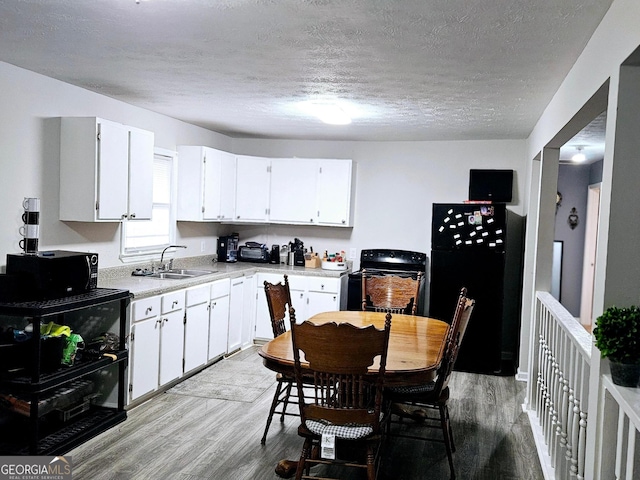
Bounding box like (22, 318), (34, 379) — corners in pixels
(261, 274), (298, 445)
(384, 288), (475, 480)
(361, 269), (423, 315)
(291, 314), (392, 480)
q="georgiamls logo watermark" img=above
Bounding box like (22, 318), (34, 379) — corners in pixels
(0, 456), (72, 480)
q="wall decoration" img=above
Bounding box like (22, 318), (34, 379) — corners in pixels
(568, 207), (579, 230)
(556, 191), (563, 214)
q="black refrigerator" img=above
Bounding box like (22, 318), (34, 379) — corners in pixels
(429, 203), (524, 375)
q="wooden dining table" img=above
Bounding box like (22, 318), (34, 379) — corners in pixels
(259, 310), (450, 388)
(259, 310), (450, 478)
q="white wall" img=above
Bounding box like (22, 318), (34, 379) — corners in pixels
(0, 61), (228, 268)
(554, 163), (591, 315)
(232, 138), (527, 270)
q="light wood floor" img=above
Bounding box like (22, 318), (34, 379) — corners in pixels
(68, 347), (544, 480)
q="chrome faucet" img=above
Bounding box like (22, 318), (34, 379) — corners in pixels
(159, 245), (187, 271)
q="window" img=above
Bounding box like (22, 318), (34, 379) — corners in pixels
(121, 148), (177, 262)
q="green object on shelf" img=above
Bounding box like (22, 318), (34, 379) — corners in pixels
(62, 333), (84, 366)
(41, 321), (71, 337)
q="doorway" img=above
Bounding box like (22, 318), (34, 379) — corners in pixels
(580, 183), (601, 329)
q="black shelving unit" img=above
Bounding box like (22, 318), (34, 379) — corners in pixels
(0, 288), (131, 455)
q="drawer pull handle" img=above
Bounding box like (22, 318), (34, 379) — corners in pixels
(146, 306), (153, 314)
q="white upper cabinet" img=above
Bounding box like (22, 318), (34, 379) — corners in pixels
(177, 146), (236, 221)
(174, 149), (354, 227)
(60, 117), (154, 222)
(269, 159), (317, 224)
(128, 127), (154, 220)
(316, 159), (354, 226)
(269, 158), (354, 227)
(235, 155), (271, 222)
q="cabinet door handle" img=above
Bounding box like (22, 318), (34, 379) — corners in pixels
(146, 306), (153, 314)
(130, 213), (136, 219)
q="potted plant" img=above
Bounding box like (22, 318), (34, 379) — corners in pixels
(593, 305), (640, 387)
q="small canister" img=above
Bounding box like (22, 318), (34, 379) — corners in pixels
(288, 251), (295, 266)
(269, 244), (279, 264)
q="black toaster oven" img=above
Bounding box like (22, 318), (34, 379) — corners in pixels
(237, 242), (270, 263)
(6, 250), (99, 300)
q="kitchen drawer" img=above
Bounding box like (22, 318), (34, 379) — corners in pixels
(307, 277), (340, 294)
(211, 278), (230, 298)
(161, 290), (185, 313)
(186, 284), (210, 307)
(132, 296), (161, 322)
(286, 275), (307, 292)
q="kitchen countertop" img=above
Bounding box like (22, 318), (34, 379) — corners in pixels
(98, 255), (351, 300)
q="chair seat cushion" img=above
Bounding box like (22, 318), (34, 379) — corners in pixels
(388, 382), (436, 395)
(305, 419), (374, 440)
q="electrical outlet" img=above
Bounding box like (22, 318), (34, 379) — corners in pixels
(201, 240), (206, 252)
(349, 248), (357, 260)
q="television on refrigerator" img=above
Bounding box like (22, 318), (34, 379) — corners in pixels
(468, 169), (514, 203)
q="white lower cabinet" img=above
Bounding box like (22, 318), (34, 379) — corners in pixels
(306, 277), (342, 319)
(159, 290), (186, 386)
(228, 274), (257, 352)
(128, 290), (185, 403)
(128, 271), (347, 405)
(208, 279), (230, 360)
(254, 273), (346, 341)
(184, 284), (211, 374)
(241, 274), (256, 348)
(129, 296), (161, 402)
(287, 276), (308, 322)
(228, 276), (245, 353)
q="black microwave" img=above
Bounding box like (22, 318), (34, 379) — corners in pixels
(6, 250), (99, 300)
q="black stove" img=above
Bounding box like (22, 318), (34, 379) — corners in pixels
(360, 249), (427, 271)
(347, 249), (428, 313)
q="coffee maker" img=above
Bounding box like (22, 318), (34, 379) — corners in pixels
(217, 233), (239, 262)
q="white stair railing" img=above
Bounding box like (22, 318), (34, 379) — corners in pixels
(527, 292), (592, 480)
(527, 292), (640, 479)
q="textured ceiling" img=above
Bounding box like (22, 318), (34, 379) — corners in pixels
(0, 0), (612, 150)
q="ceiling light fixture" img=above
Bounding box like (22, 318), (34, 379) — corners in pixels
(572, 146), (586, 163)
(304, 102), (352, 125)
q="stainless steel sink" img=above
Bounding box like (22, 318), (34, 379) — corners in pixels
(165, 269), (216, 276)
(149, 269), (217, 279)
